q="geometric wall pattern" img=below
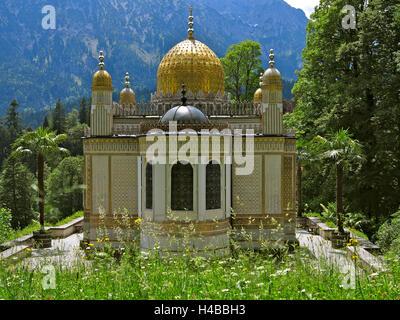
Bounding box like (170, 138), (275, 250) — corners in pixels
(111, 156), (138, 215)
(283, 156), (295, 212)
(265, 155), (282, 214)
(232, 155), (262, 214)
(92, 156), (109, 214)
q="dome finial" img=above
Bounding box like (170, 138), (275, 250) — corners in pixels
(269, 49), (275, 68)
(99, 51), (105, 70)
(187, 6), (195, 40)
(181, 83), (187, 106)
(125, 72), (131, 88)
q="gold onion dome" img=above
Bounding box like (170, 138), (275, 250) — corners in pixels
(92, 51), (112, 89)
(120, 72), (136, 105)
(262, 49), (282, 86)
(157, 7), (225, 96)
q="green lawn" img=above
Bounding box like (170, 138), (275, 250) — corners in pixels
(304, 212), (369, 240)
(4, 211), (83, 242)
(0, 244), (399, 300)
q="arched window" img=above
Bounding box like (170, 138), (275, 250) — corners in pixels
(171, 161), (193, 211)
(206, 161), (221, 210)
(146, 163), (153, 209)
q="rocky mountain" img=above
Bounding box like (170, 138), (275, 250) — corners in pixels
(0, 0), (308, 114)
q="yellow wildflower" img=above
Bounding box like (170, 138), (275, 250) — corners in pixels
(243, 267), (248, 271)
(352, 255), (358, 260)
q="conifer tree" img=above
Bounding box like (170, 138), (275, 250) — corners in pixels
(0, 155), (35, 229)
(51, 99), (66, 134)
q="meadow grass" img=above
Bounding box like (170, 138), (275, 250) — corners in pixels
(0, 243), (399, 300)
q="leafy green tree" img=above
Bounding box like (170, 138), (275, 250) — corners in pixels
(287, 0), (400, 224)
(64, 123), (87, 156)
(47, 156), (84, 220)
(12, 127), (69, 230)
(51, 99), (66, 134)
(312, 129), (364, 234)
(296, 141), (314, 217)
(0, 155), (35, 229)
(221, 40), (263, 102)
(66, 109), (80, 130)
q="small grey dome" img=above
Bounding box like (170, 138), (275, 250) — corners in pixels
(160, 105), (209, 123)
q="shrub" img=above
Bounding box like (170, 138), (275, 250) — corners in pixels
(0, 208), (13, 243)
(376, 211), (400, 252)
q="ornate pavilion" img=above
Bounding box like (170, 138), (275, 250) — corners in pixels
(82, 8), (297, 257)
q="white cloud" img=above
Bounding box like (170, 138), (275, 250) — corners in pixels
(283, 0), (320, 18)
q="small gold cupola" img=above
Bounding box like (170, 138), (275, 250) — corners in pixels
(262, 49), (283, 87)
(119, 72), (136, 105)
(253, 73), (263, 104)
(90, 51), (114, 137)
(92, 51), (113, 89)
(260, 49), (284, 136)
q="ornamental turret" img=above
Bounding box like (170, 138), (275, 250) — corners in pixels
(261, 49), (283, 135)
(90, 51), (114, 136)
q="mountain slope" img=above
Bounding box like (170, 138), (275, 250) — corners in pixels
(0, 0), (307, 113)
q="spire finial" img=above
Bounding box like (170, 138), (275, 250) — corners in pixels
(269, 49), (275, 68)
(187, 6), (195, 40)
(125, 72), (131, 88)
(181, 83), (187, 106)
(99, 51), (105, 70)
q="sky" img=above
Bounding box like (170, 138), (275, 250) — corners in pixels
(283, 0), (320, 18)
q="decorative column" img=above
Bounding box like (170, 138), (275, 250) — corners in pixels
(153, 164), (166, 222)
(198, 164), (206, 221)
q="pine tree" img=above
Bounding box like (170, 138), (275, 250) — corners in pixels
(79, 97), (88, 125)
(5, 99), (23, 143)
(43, 115), (49, 128)
(51, 99), (66, 134)
(0, 155), (35, 229)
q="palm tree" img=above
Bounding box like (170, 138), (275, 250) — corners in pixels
(312, 129), (364, 234)
(12, 127), (69, 230)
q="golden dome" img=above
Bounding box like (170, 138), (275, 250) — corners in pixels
(120, 72), (136, 105)
(156, 7), (225, 96)
(93, 70), (112, 88)
(253, 88), (262, 103)
(157, 39), (225, 96)
(262, 49), (282, 87)
(92, 51), (113, 89)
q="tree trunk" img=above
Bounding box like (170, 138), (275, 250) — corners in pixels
(336, 162), (344, 234)
(37, 152), (45, 229)
(297, 163), (303, 217)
